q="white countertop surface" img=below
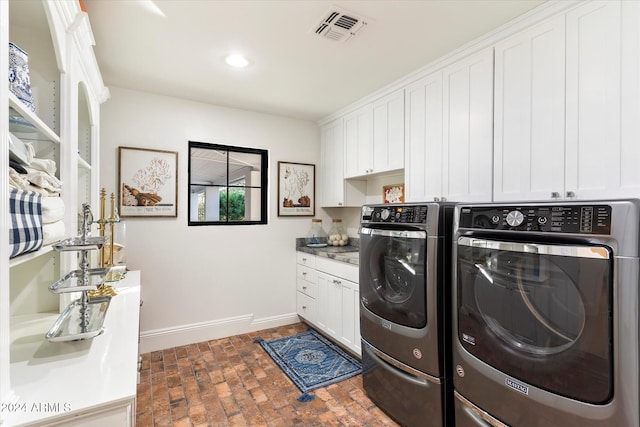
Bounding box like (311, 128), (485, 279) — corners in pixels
(6, 271), (141, 426)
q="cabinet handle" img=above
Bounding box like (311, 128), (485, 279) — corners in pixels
(433, 197), (440, 202)
(333, 279), (342, 285)
(302, 286), (307, 290)
(302, 306), (307, 309)
(302, 271), (307, 276)
(302, 258), (307, 262)
(551, 192), (561, 199)
(566, 191), (576, 199)
(441, 196), (447, 202)
(338, 202), (343, 206)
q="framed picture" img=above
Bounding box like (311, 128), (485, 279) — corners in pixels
(383, 184), (405, 204)
(118, 146), (178, 217)
(277, 161), (315, 216)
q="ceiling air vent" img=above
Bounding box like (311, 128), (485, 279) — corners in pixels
(314, 8), (367, 42)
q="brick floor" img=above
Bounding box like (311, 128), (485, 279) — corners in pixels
(136, 322), (400, 427)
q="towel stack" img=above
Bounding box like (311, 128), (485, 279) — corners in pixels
(8, 137), (65, 247)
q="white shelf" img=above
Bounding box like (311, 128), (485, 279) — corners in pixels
(78, 154), (91, 170)
(8, 93), (60, 144)
(8, 245), (54, 268)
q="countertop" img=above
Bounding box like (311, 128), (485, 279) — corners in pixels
(7, 271), (141, 426)
(296, 238), (359, 266)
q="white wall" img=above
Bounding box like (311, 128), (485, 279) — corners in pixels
(99, 87), (320, 352)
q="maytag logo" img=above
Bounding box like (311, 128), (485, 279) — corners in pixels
(381, 320), (392, 330)
(505, 378), (529, 395)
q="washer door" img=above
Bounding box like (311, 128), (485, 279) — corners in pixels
(456, 237), (612, 404)
(360, 227), (427, 328)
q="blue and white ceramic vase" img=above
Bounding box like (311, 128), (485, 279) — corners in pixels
(9, 42), (36, 113)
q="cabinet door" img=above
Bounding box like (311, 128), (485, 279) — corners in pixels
(493, 16), (566, 202)
(404, 72), (443, 202)
(372, 89), (405, 174)
(566, 0), (640, 199)
(344, 104), (373, 178)
(317, 272), (342, 338)
(339, 280), (360, 355)
(442, 47), (494, 202)
(320, 118), (345, 207)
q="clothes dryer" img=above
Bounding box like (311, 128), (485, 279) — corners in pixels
(360, 202), (455, 427)
(452, 200), (640, 426)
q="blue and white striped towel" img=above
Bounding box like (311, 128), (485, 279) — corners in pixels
(9, 188), (43, 258)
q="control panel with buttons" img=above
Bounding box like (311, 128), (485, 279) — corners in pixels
(458, 204), (612, 234)
(361, 205), (429, 224)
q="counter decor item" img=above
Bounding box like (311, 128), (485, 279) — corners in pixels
(328, 218), (349, 246)
(383, 183), (405, 204)
(46, 203), (115, 342)
(306, 218), (327, 247)
(118, 146), (178, 217)
(278, 161), (315, 216)
(9, 42), (36, 113)
(97, 188), (126, 281)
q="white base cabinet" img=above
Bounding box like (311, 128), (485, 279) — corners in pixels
(6, 272), (141, 427)
(296, 253), (318, 324)
(296, 253), (361, 357)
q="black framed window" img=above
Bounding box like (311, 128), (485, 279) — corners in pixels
(188, 141), (268, 225)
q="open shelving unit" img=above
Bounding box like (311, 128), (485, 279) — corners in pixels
(2, 2), (139, 426)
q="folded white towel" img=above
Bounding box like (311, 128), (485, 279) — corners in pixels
(29, 158), (57, 175)
(9, 168), (30, 189)
(43, 220), (65, 246)
(42, 196), (65, 224)
(24, 168), (62, 193)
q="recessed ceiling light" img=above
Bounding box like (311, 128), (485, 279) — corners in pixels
(225, 54), (249, 68)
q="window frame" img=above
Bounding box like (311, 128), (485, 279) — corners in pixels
(188, 140), (268, 226)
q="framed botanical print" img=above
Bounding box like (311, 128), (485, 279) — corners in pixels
(118, 146), (178, 217)
(277, 161), (315, 216)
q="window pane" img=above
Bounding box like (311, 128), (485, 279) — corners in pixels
(229, 152), (263, 187)
(190, 147), (228, 186)
(188, 141), (267, 225)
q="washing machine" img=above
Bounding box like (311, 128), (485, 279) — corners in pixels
(452, 200), (640, 426)
(359, 202), (455, 427)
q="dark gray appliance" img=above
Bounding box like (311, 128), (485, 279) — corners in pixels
(452, 200), (640, 427)
(359, 202), (455, 427)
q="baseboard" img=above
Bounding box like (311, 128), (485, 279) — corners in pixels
(138, 312), (300, 353)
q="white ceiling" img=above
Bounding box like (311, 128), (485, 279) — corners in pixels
(83, 0), (546, 122)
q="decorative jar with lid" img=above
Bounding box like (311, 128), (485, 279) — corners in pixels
(328, 219), (349, 246)
(306, 218), (327, 245)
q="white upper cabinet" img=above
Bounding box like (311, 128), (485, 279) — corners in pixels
(442, 47), (494, 203)
(344, 104), (373, 178)
(405, 48), (493, 203)
(494, 1), (640, 202)
(320, 118), (366, 207)
(320, 118), (345, 206)
(493, 16), (566, 202)
(343, 90), (405, 179)
(404, 71), (443, 202)
(565, 0), (640, 200)
(372, 89), (405, 173)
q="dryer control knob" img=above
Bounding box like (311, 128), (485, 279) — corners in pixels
(381, 209), (391, 220)
(506, 210), (525, 227)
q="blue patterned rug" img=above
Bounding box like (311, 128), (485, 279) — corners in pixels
(254, 328), (362, 401)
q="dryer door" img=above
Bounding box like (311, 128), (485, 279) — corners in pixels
(360, 227), (427, 328)
(456, 237), (612, 404)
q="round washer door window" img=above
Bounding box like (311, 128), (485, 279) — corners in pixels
(474, 252), (586, 356)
